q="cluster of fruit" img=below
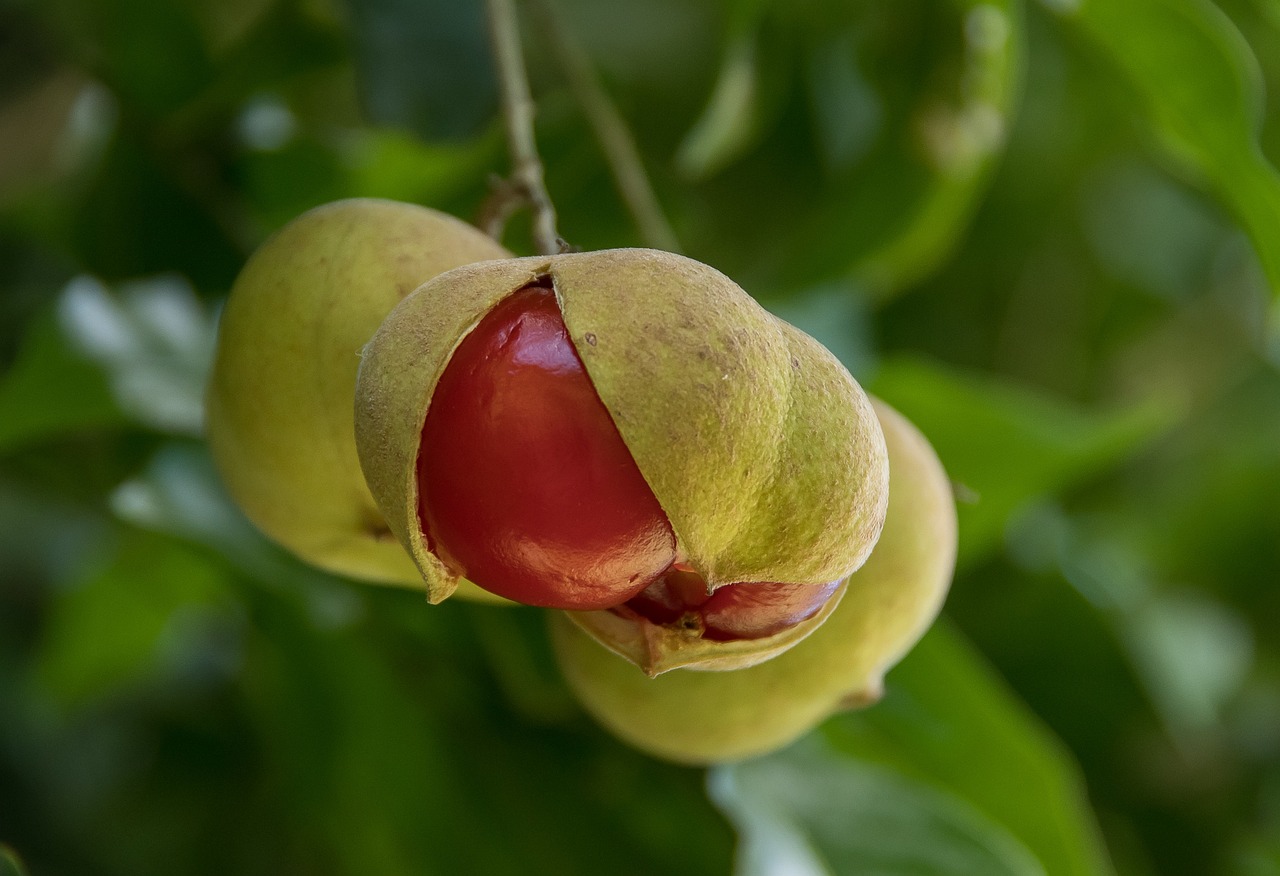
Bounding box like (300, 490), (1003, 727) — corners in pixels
(205, 198), (957, 764)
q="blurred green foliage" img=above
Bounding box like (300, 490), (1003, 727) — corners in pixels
(1, 0), (1278, 873)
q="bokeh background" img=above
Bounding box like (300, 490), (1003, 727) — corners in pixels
(2, 0), (1279, 873)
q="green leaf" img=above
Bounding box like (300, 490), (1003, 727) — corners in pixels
(0, 271), (216, 450)
(0, 310), (124, 455)
(0, 845), (30, 876)
(109, 442), (358, 602)
(1049, 0), (1280, 303)
(55, 275), (216, 436)
(0, 481), (109, 590)
(675, 0), (775, 179)
(808, 0), (1023, 296)
(466, 604), (579, 724)
(712, 744), (1048, 876)
(35, 529), (232, 709)
(1123, 590), (1254, 738)
(234, 584), (734, 876)
(676, 33), (766, 179)
(681, 0), (1024, 299)
(821, 622), (1115, 876)
(871, 356), (1174, 567)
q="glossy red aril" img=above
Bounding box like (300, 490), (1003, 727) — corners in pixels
(622, 566), (841, 641)
(417, 282), (677, 610)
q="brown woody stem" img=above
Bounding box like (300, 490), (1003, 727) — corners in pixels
(485, 0), (562, 255)
(529, 0), (681, 253)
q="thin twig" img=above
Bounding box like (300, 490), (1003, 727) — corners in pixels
(485, 0), (562, 255)
(476, 174), (526, 240)
(529, 0), (682, 254)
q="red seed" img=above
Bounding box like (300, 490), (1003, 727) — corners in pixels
(417, 283), (677, 609)
(622, 567), (841, 641)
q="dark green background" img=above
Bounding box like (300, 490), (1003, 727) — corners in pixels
(1, 0), (1278, 873)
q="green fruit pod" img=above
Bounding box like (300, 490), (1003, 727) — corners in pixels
(550, 399), (957, 763)
(206, 198), (510, 598)
(355, 247), (889, 673)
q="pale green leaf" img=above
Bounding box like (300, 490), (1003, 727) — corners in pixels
(713, 743), (1048, 876)
(676, 33), (764, 179)
(1050, 0), (1280, 303)
(0, 845), (30, 876)
(56, 274), (216, 436)
(822, 622), (1115, 876)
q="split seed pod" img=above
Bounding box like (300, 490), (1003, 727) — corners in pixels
(550, 399), (958, 764)
(206, 198), (510, 598)
(355, 248), (889, 669)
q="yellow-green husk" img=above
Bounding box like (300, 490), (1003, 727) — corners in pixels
(206, 198), (509, 598)
(354, 248), (889, 614)
(549, 399), (957, 764)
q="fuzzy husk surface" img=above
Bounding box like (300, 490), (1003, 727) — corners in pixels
(354, 248), (889, 606)
(206, 198), (509, 599)
(549, 399), (958, 765)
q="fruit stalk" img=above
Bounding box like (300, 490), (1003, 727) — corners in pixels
(527, 0), (681, 253)
(485, 0), (561, 254)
